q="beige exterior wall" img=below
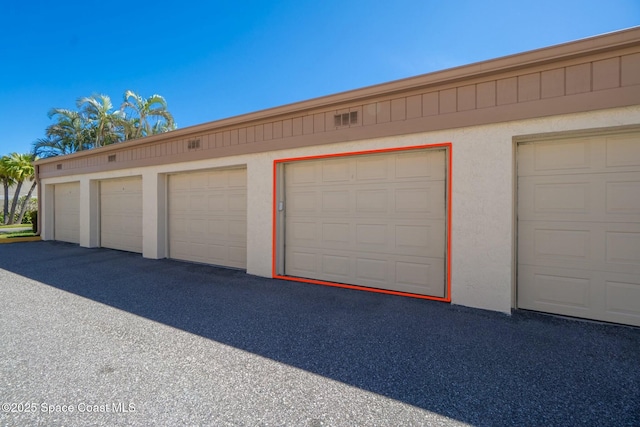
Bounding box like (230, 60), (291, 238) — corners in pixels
(35, 29), (640, 319)
(37, 105), (640, 314)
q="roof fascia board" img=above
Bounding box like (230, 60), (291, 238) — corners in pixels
(36, 26), (640, 166)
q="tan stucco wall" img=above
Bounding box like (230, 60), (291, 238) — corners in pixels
(39, 105), (640, 314)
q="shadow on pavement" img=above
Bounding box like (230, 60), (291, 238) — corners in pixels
(2, 241), (639, 426)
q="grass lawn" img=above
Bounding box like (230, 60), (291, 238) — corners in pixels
(0, 231), (36, 239)
(0, 224), (32, 229)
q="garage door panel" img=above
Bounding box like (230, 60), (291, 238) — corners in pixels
(323, 158), (351, 182)
(606, 230), (640, 268)
(519, 221), (594, 269)
(170, 174), (190, 190)
(518, 133), (640, 326)
(207, 244), (229, 263)
(396, 260), (440, 292)
(532, 140), (593, 172)
(605, 134), (640, 168)
(519, 177), (595, 219)
(322, 222), (350, 245)
(396, 223), (444, 256)
(227, 169), (247, 187)
(395, 184), (445, 216)
(122, 216), (140, 232)
(54, 182), (80, 244)
(190, 173), (209, 189)
(519, 220), (640, 275)
(356, 156), (388, 180)
(288, 161), (316, 184)
(322, 254), (350, 279)
(322, 190), (350, 212)
(100, 177), (142, 253)
(355, 189), (387, 213)
(228, 220), (247, 241)
(606, 179), (640, 215)
(356, 257), (388, 284)
(171, 217), (187, 234)
(519, 172), (640, 222)
(519, 266), (640, 325)
(102, 231), (140, 253)
(288, 250), (319, 276)
(288, 191), (317, 213)
(288, 183), (445, 219)
(396, 150), (445, 179)
(101, 179), (140, 194)
(518, 135), (640, 176)
(290, 218), (444, 257)
(289, 248), (446, 297)
(519, 265), (592, 310)
(170, 240), (191, 259)
(171, 242), (246, 269)
(181, 194), (206, 212)
(228, 193), (247, 211)
(289, 221), (319, 243)
(168, 168), (247, 269)
(284, 149), (447, 297)
(228, 245), (247, 266)
(606, 276), (640, 320)
(169, 194), (188, 212)
(205, 218), (226, 237)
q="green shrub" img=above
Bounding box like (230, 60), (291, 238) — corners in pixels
(31, 211), (38, 233)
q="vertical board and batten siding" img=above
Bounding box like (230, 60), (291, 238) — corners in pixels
(54, 182), (80, 244)
(168, 168), (247, 269)
(517, 132), (640, 326)
(37, 51), (640, 179)
(100, 177), (143, 253)
(281, 148), (448, 298)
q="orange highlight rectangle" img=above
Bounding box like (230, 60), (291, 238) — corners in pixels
(272, 143), (452, 303)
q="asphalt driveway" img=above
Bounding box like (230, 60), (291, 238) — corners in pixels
(1, 241), (638, 426)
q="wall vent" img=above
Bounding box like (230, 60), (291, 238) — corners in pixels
(108, 154), (116, 162)
(334, 111), (358, 127)
(56, 164), (62, 170)
(187, 139), (201, 150)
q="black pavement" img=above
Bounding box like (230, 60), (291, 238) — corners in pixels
(1, 241), (638, 426)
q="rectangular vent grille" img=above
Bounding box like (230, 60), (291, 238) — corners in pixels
(334, 111), (358, 127)
(108, 154), (116, 162)
(187, 139), (201, 150)
(56, 164), (62, 170)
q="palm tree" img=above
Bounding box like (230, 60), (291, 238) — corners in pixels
(47, 108), (92, 150)
(120, 90), (175, 140)
(33, 90), (177, 158)
(77, 94), (125, 147)
(152, 119), (178, 134)
(32, 136), (76, 158)
(4, 153), (36, 225)
(0, 156), (15, 224)
(32, 108), (91, 158)
(15, 155), (38, 225)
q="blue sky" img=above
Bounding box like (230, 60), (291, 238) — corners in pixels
(0, 0), (638, 155)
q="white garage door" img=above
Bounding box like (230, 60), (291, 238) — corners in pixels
(518, 132), (640, 326)
(284, 149), (447, 297)
(168, 168), (247, 269)
(100, 177), (143, 253)
(54, 182), (80, 244)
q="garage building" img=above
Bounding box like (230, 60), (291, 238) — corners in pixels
(36, 28), (640, 326)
